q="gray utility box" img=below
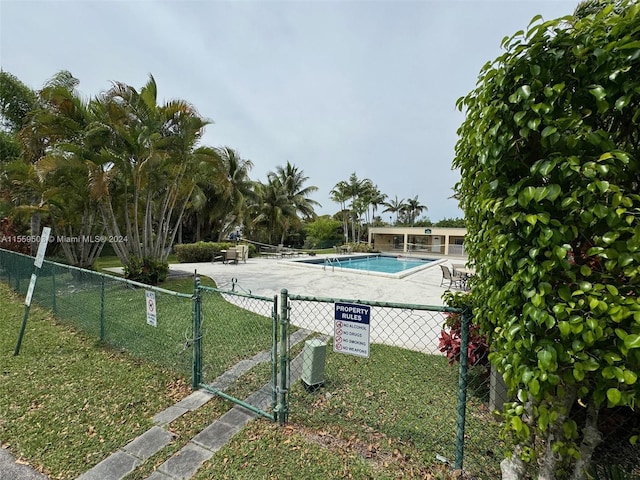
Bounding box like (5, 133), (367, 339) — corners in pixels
(301, 339), (327, 388)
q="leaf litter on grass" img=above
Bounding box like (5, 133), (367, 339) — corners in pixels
(0, 283), (186, 479)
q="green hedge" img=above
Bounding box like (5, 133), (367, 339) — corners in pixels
(173, 242), (255, 263)
(123, 257), (169, 285)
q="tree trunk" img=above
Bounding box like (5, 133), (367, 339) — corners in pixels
(99, 202), (129, 265)
(350, 212), (356, 244)
(30, 212), (41, 256)
(501, 455), (526, 480)
(539, 388), (577, 480)
(162, 194), (191, 263)
(570, 400), (602, 480)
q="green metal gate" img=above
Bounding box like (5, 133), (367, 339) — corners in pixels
(283, 292), (473, 471)
(191, 284), (476, 470)
(194, 283), (289, 422)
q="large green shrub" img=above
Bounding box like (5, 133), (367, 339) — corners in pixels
(174, 242), (221, 263)
(123, 257), (168, 285)
(303, 216), (343, 249)
(453, 2), (640, 479)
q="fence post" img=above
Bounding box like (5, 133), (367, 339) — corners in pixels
(192, 276), (202, 390)
(51, 265), (57, 316)
(100, 275), (105, 341)
(455, 307), (471, 470)
(276, 288), (289, 424)
(272, 294), (279, 413)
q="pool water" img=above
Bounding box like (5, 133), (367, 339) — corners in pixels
(294, 254), (436, 277)
(338, 255), (432, 274)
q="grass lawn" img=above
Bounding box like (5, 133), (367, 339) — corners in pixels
(0, 282), (190, 478)
(1, 270), (504, 479)
(93, 254), (180, 272)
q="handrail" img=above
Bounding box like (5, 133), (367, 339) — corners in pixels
(323, 256), (341, 271)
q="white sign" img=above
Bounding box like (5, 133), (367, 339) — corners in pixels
(334, 302), (371, 358)
(34, 227), (51, 268)
(145, 290), (157, 327)
(25, 274), (37, 307)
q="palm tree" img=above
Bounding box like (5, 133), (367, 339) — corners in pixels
(405, 195), (428, 226)
(36, 153), (106, 267)
(344, 173), (368, 242)
(0, 71), (62, 253)
(37, 75), (113, 267)
(2, 159), (48, 228)
(180, 145), (231, 242)
(3, 70), (108, 265)
(330, 181), (350, 243)
(3, 71), (213, 275)
(180, 146), (254, 243)
(269, 161), (320, 244)
(367, 185), (387, 227)
(382, 195), (406, 225)
(251, 176), (295, 245)
(213, 146), (257, 241)
(331, 173), (382, 243)
(89, 75), (212, 269)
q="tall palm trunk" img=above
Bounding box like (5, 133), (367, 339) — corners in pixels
(29, 212), (41, 256)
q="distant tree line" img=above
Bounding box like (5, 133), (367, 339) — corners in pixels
(0, 70), (463, 281)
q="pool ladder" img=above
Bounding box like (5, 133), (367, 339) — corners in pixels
(324, 256), (341, 271)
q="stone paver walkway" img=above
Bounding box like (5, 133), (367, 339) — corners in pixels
(77, 329), (313, 480)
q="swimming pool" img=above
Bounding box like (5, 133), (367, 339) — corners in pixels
(293, 254), (439, 278)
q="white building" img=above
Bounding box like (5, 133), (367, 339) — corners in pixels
(367, 226), (467, 257)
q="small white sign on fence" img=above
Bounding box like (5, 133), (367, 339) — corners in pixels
(145, 290), (157, 327)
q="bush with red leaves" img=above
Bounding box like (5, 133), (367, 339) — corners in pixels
(439, 311), (489, 367)
(0, 217), (31, 254)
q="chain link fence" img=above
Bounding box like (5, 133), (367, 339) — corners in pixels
(1, 249), (194, 376)
(195, 285), (279, 419)
(0, 248), (498, 474)
(9, 248), (634, 475)
(282, 293), (502, 476)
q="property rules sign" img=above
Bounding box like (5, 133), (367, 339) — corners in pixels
(333, 302), (371, 358)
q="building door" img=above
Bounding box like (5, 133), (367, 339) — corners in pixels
(431, 235), (441, 253)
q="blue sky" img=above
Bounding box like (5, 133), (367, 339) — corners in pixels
(0, 0), (581, 221)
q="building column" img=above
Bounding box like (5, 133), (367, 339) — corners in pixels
(404, 233), (409, 253)
(444, 234), (450, 255)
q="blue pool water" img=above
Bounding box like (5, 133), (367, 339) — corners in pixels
(338, 255), (432, 274)
(296, 254), (434, 276)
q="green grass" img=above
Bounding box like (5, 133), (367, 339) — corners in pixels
(0, 283), (189, 479)
(93, 255), (125, 270)
(93, 254), (180, 272)
(190, 346), (503, 479)
(163, 275), (217, 292)
(17, 266), (274, 381)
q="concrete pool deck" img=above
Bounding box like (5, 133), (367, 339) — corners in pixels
(174, 253), (468, 354)
(172, 252), (459, 306)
